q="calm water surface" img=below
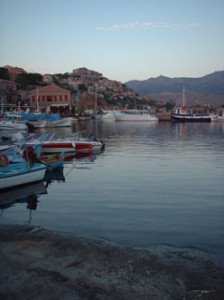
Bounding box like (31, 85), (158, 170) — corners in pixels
(1, 121), (224, 256)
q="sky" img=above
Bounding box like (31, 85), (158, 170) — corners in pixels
(0, 0), (223, 82)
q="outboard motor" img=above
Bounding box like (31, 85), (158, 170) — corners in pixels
(26, 122), (36, 133)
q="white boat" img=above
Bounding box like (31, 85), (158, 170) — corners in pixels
(26, 133), (105, 154)
(0, 117), (27, 130)
(6, 110), (74, 128)
(114, 109), (158, 122)
(0, 160), (46, 190)
(27, 117), (73, 128)
(101, 110), (115, 120)
(171, 107), (211, 122)
(45, 117), (74, 128)
(210, 111), (224, 122)
(171, 86), (211, 122)
(40, 138), (104, 154)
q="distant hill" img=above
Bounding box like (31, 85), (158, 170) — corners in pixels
(126, 71), (224, 105)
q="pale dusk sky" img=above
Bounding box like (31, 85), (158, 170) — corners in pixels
(0, 0), (223, 82)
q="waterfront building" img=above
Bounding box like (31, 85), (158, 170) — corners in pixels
(28, 84), (71, 115)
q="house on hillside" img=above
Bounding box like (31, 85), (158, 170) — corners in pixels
(0, 79), (19, 108)
(42, 74), (54, 84)
(28, 85), (71, 115)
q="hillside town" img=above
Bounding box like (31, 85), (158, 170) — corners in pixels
(0, 65), (151, 116)
(1, 65), (224, 121)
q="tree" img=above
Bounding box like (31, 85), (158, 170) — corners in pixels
(165, 101), (175, 111)
(16, 72), (43, 89)
(0, 68), (10, 80)
(78, 83), (87, 93)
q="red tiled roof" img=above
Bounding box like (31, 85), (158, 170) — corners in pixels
(29, 85), (70, 94)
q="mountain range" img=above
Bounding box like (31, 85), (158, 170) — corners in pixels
(126, 71), (224, 105)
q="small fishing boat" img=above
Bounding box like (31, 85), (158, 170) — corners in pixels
(171, 86), (211, 122)
(65, 134), (105, 152)
(0, 157), (46, 190)
(38, 153), (64, 170)
(171, 106), (211, 122)
(101, 110), (115, 120)
(210, 110), (224, 122)
(0, 144), (15, 154)
(26, 133), (105, 154)
(44, 117), (74, 128)
(41, 140), (93, 154)
(0, 116), (27, 130)
(19, 111), (73, 128)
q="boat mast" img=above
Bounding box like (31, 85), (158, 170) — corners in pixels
(95, 90), (98, 116)
(36, 86), (39, 112)
(182, 86), (186, 106)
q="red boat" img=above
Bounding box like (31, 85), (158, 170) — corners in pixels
(41, 140), (93, 154)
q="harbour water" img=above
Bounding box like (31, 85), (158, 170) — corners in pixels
(1, 120), (224, 257)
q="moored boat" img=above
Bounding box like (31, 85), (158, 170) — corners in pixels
(114, 109), (158, 122)
(41, 140), (93, 154)
(25, 133), (105, 154)
(171, 86), (211, 122)
(157, 109), (172, 121)
(171, 106), (211, 122)
(0, 117), (27, 130)
(44, 117), (74, 128)
(38, 153), (64, 170)
(0, 158), (46, 190)
(210, 110), (224, 122)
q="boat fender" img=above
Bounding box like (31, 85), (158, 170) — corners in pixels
(0, 153), (9, 167)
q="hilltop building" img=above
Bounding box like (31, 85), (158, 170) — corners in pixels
(43, 74), (54, 84)
(3, 65), (26, 81)
(0, 79), (19, 108)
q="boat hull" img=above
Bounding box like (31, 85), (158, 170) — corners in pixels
(171, 114), (211, 122)
(0, 164), (46, 190)
(41, 142), (93, 153)
(45, 117), (73, 128)
(39, 153), (64, 170)
(0, 121), (27, 130)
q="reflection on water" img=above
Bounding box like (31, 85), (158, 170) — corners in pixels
(1, 121), (224, 256)
(0, 167), (65, 224)
(44, 167), (65, 188)
(0, 181), (47, 209)
(64, 152), (97, 163)
(0, 181), (47, 224)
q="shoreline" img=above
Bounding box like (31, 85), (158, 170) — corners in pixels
(0, 224), (224, 299)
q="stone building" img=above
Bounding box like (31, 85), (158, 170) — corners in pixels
(0, 79), (18, 108)
(42, 74), (54, 84)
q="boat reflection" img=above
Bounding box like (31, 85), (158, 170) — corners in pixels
(0, 181), (47, 211)
(64, 151), (97, 163)
(0, 167), (65, 210)
(44, 166), (65, 188)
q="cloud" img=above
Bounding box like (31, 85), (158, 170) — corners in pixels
(97, 22), (201, 31)
(185, 22), (201, 28)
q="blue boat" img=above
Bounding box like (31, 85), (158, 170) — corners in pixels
(0, 157), (46, 190)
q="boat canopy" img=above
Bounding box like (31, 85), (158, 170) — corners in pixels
(21, 112), (60, 121)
